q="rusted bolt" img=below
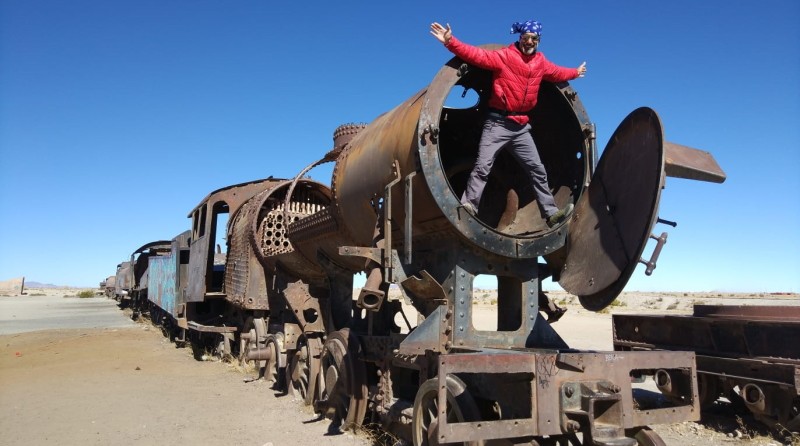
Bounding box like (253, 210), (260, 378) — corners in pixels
(566, 420), (580, 432)
(564, 385), (574, 398)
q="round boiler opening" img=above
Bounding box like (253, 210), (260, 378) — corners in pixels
(438, 76), (588, 238)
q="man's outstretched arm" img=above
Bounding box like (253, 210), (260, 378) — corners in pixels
(429, 21), (503, 71)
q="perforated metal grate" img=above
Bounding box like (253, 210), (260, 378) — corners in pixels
(258, 191), (328, 258)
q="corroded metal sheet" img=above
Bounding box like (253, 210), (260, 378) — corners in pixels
(115, 261), (132, 297)
(693, 304), (800, 321)
(559, 108), (664, 310)
(664, 142), (727, 183)
(131, 240), (171, 293)
(613, 306), (800, 362)
(225, 195), (256, 305)
(613, 306), (800, 431)
(436, 349), (698, 442)
(145, 231), (190, 318)
(148, 248), (177, 317)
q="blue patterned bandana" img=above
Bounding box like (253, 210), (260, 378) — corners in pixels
(510, 20), (542, 36)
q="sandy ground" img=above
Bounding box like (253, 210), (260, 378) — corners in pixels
(0, 292), (368, 446)
(1, 288), (798, 446)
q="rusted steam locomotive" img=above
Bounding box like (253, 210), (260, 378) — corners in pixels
(111, 48), (729, 445)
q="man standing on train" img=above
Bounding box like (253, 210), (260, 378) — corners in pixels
(430, 20), (586, 227)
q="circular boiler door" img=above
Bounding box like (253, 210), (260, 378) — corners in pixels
(558, 107), (665, 310)
(417, 48), (591, 259)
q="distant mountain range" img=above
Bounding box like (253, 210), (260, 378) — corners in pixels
(24, 281), (62, 288)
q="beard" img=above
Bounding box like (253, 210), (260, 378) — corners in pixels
(518, 41), (538, 55)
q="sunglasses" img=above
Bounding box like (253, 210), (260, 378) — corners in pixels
(519, 35), (540, 43)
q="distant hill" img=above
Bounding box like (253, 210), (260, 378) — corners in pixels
(24, 281), (61, 288)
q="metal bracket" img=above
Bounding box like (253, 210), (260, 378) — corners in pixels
(561, 380), (635, 446)
(404, 171), (416, 265)
(421, 124), (439, 145)
(339, 246), (383, 264)
(383, 160), (402, 282)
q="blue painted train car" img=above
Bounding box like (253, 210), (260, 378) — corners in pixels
(147, 231), (191, 328)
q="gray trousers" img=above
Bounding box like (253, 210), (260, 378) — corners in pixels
(461, 116), (559, 217)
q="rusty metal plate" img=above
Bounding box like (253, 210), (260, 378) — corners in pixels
(559, 108), (664, 310)
(664, 142), (726, 183)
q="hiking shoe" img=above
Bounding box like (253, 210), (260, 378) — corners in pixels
(462, 202), (477, 215)
(546, 306), (568, 323)
(547, 203), (574, 227)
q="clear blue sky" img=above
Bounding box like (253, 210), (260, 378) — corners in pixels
(1, 1), (798, 292)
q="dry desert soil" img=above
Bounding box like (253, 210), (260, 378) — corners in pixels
(1, 288), (798, 446)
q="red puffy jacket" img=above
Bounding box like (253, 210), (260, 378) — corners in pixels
(444, 37), (579, 125)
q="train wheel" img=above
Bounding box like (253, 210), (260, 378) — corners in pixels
(412, 375), (479, 446)
(318, 329), (367, 432)
(287, 335), (321, 405)
(264, 333), (284, 387)
(215, 333), (234, 362)
(239, 317), (267, 378)
(629, 427), (666, 446)
(697, 373), (721, 410)
(552, 427), (664, 446)
(786, 397), (800, 432)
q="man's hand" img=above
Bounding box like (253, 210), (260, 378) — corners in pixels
(430, 22), (452, 45)
(577, 61), (587, 77)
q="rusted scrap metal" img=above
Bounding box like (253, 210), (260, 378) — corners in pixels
(614, 305), (800, 432)
(114, 261), (132, 299)
(664, 142), (727, 183)
(102, 275), (115, 297)
(613, 305), (800, 364)
(436, 349), (698, 443)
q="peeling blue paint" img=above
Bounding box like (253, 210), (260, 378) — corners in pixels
(148, 251), (177, 316)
